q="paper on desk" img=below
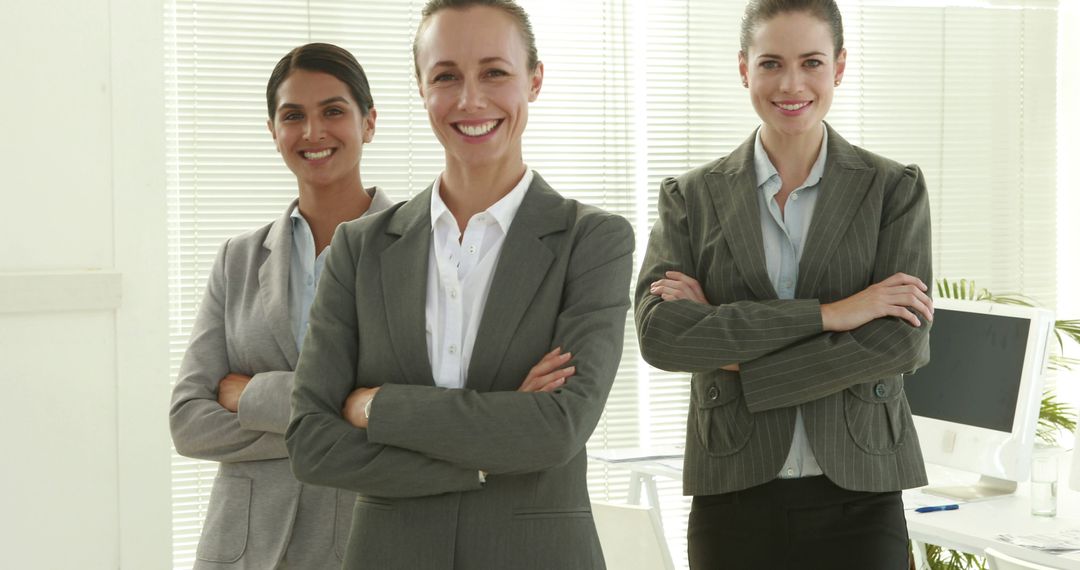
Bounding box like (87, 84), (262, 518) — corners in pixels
(901, 489), (969, 511)
(998, 529), (1080, 554)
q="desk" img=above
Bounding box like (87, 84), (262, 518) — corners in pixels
(591, 452), (1080, 570)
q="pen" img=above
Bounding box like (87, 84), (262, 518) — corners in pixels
(915, 504), (959, 513)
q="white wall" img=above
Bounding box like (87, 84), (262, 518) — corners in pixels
(0, 0), (170, 567)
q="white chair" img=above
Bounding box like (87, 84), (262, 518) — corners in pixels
(592, 501), (676, 570)
(984, 547), (1059, 570)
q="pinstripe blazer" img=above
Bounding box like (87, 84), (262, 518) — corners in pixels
(635, 124), (932, 495)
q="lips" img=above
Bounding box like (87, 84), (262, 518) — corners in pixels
(453, 119), (502, 138)
(774, 101), (811, 115)
(301, 148), (335, 160)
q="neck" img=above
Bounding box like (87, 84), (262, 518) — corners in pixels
(760, 123), (824, 176)
(297, 174), (372, 252)
(439, 157), (526, 232)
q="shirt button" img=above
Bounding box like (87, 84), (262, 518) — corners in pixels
(791, 193), (799, 201)
(468, 245), (478, 254)
(707, 386), (719, 401)
(449, 289), (458, 299)
(306, 275), (314, 286)
(786, 468), (795, 477)
(448, 345), (457, 355)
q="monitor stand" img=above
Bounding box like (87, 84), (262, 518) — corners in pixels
(923, 475), (1017, 501)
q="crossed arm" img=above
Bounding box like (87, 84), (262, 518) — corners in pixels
(170, 240), (297, 463)
(636, 165), (933, 413)
(287, 215), (635, 495)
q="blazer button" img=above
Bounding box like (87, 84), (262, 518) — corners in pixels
(707, 386), (720, 401)
(873, 382), (888, 399)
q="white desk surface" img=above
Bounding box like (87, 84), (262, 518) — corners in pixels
(590, 450), (1080, 570)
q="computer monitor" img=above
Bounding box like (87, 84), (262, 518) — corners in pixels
(904, 298), (1055, 500)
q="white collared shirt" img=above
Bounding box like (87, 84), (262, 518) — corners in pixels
(425, 169), (534, 389)
(752, 124), (828, 479)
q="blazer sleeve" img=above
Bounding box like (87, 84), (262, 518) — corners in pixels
(235, 370), (293, 434)
(169, 240), (289, 462)
(286, 224), (484, 498)
(739, 164), (933, 413)
(365, 215), (634, 475)
(635, 175), (824, 373)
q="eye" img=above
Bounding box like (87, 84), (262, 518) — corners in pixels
(760, 60), (780, 70)
(324, 107), (344, 117)
(282, 111), (303, 121)
(485, 68), (510, 78)
(432, 72), (457, 83)
(803, 59), (824, 69)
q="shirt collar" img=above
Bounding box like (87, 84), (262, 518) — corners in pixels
(429, 167), (534, 234)
(753, 124), (828, 191)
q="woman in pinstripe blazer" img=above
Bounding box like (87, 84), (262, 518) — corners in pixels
(635, 1), (934, 568)
(169, 44), (393, 569)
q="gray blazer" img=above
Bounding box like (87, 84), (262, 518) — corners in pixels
(286, 174), (634, 570)
(170, 189), (393, 569)
(635, 124), (932, 496)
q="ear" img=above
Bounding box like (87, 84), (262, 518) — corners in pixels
(738, 52), (749, 87)
(362, 108), (377, 143)
(834, 48), (847, 85)
(527, 61), (544, 102)
(267, 119), (280, 151)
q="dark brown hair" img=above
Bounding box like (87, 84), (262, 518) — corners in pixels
(413, 0), (539, 81)
(740, 0), (844, 58)
(266, 43), (374, 120)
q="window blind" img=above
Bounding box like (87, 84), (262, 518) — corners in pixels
(166, 1), (1060, 568)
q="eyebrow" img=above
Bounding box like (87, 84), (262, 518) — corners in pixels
(429, 56), (513, 70)
(277, 96), (349, 112)
(757, 51), (828, 60)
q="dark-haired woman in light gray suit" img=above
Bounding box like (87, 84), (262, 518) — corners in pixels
(169, 43), (392, 569)
(635, 1), (933, 569)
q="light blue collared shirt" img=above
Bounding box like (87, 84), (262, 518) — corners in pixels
(289, 187), (391, 352)
(753, 124), (828, 479)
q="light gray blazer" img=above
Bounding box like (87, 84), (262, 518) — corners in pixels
(170, 189), (393, 569)
(636, 124), (932, 496)
(286, 175), (634, 570)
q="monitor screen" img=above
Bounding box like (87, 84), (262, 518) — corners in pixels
(904, 299), (1054, 496)
(904, 310), (1030, 433)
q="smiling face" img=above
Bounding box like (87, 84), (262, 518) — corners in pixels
(738, 10), (845, 142)
(414, 5), (543, 173)
(267, 69), (375, 191)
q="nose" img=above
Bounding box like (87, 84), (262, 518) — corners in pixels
(779, 68), (802, 94)
(303, 115), (325, 141)
(457, 76), (486, 112)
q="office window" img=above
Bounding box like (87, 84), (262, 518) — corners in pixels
(166, 1), (1060, 568)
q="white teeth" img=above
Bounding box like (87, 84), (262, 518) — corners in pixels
(777, 102), (809, 111)
(457, 120), (499, 137)
(303, 149), (333, 160)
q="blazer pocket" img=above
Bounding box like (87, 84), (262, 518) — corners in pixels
(334, 491), (357, 561)
(196, 475), (251, 563)
(354, 495), (395, 511)
(844, 377), (907, 455)
(692, 372), (754, 457)
(512, 506), (593, 520)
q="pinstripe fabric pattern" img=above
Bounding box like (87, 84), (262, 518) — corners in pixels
(636, 124), (932, 495)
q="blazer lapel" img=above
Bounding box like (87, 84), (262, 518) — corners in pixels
(796, 123), (875, 297)
(258, 200), (301, 368)
(465, 175), (565, 393)
(705, 133), (778, 301)
(380, 188), (437, 386)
